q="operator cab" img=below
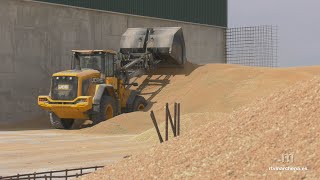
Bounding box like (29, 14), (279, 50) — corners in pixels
(71, 50), (117, 77)
(50, 50), (118, 101)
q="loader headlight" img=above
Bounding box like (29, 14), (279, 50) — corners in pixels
(39, 98), (48, 103)
(75, 99), (88, 104)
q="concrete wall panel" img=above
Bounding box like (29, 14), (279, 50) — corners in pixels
(16, 3), (49, 28)
(0, 24), (15, 55)
(101, 13), (128, 37)
(0, 55), (15, 73)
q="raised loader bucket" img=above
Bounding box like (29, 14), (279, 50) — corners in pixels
(120, 27), (186, 65)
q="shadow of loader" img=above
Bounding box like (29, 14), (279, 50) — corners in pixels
(130, 62), (202, 111)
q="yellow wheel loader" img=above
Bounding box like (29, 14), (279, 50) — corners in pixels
(38, 27), (186, 129)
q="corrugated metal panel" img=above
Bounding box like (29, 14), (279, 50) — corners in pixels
(35, 0), (228, 27)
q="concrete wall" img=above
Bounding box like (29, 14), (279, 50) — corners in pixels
(0, 0), (226, 123)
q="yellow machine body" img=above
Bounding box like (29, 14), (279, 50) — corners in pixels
(38, 50), (132, 120)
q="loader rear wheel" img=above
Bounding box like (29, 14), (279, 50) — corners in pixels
(49, 112), (74, 129)
(133, 96), (147, 111)
(91, 96), (116, 125)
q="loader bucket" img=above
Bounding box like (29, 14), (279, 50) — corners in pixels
(120, 27), (186, 65)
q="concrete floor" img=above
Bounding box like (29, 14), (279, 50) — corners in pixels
(0, 130), (150, 176)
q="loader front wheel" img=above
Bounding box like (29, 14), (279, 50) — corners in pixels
(91, 96), (116, 125)
(133, 96), (147, 111)
(49, 112), (74, 129)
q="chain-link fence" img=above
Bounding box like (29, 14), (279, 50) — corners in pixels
(0, 166), (104, 180)
(226, 25), (278, 67)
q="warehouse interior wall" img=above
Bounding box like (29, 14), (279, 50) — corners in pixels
(0, 0), (226, 124)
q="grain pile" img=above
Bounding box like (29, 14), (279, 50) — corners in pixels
(82, 74), (320, 179)
(80, 64), (320, 136)
(79, 112), (152, 134)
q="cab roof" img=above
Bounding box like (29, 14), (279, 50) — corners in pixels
(71, 50), (117, 55)
(53, 69), (100, 77)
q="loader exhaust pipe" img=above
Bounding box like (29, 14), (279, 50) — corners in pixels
(74, 53), (81, 71)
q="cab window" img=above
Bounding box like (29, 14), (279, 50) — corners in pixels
(82, 79), (91, 96)
(79, 56), (102, 71)
(105, 54), (115, 77)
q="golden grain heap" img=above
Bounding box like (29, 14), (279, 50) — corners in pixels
(80, 64), (320, 179)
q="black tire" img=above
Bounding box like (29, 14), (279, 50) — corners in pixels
(91, 96), (116, 125)
(49, 112), (74, 129)
(133, 96), (147, 111)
